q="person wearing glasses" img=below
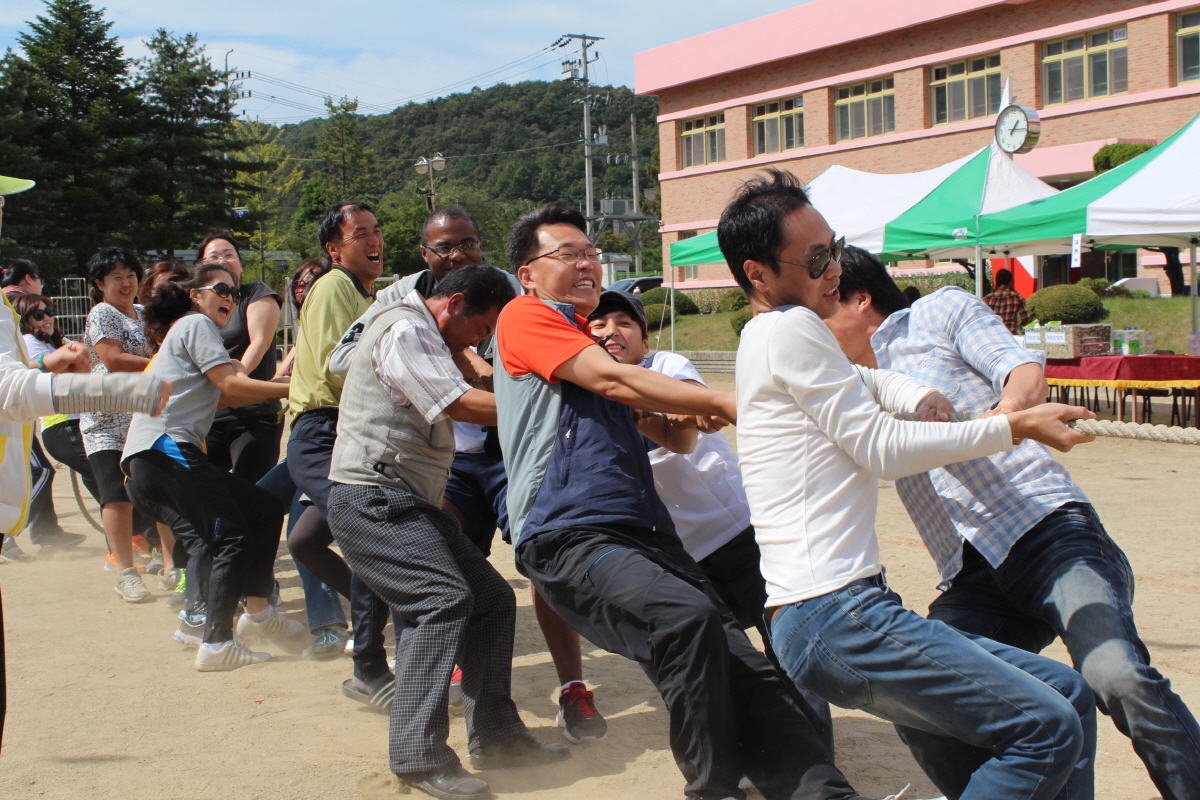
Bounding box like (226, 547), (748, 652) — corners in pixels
(122, 262), (301, 671)
(195, 231), (284, 486)
(723, 169), (1101, 800)
(8, 294), (87, 555)
(493, 201), (889, 800)
(326, 208), (609, 738)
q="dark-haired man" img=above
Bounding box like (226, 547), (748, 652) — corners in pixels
(287, 202), (394, 702)
(496, 201), (881, 800)
(329, 264), (568, 800)
(720, 168), (1099, 800)
(825, 245), (1200, 800)
(982, 268), (1031, 335)
(328, 208), (608, 741)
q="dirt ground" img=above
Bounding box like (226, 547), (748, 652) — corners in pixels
(2, 383), (1196, 800)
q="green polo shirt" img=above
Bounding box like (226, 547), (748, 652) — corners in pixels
(288, 266), (373, 417)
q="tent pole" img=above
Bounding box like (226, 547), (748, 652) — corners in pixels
(670, 267), (676, 353)
(1190, 240), (1198, 334)
(975, 244), (984, 299)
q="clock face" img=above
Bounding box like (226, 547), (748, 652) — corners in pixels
(995, 105), (1041, 154)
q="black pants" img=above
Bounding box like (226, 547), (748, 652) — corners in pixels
(26, 434), (65, 544)
(329, 483), (526, 773)
(287, 410), (390, 679)
(699, 525), (836, 758)
(205, 406), (284, 485)
(517, 525), (861, 800)
(41, 420), (99, 504)
(125, 445), (283, 643)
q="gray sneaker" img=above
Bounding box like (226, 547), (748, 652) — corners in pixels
(113, 568), (150, 603)
(159, 567), (182, 592)
(2, 536), (36, 562)
(174, 611), (206, 646)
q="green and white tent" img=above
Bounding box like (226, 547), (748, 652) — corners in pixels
(667, 143), (1054, 268)
(976, 110), (1200, 255)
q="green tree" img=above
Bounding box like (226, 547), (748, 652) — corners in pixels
(232, 119), (303, 284)
(0, 0), (143, 273)
(289, 175), (334, 257)
(1094, 141), (1186, 296)
(133, 29), (253, 258)
(317, 97), (374, 201)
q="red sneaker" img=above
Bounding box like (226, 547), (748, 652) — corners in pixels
(557, 682), (607, 742)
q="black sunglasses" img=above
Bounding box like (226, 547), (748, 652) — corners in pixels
(27, 306), (57, 321)
(195, 282), (241, 302)
(775, 236), (846, 280)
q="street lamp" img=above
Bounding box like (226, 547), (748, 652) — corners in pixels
(414, 153), (446, 212)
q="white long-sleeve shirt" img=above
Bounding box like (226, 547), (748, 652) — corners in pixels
(735, 305), (1014, 606)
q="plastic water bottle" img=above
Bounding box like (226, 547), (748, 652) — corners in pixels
(1190, 332), (1200, 356)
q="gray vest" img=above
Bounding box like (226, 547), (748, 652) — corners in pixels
(329, 302), (455, 504)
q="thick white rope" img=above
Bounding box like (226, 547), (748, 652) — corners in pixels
(891, 411), (1200, 446)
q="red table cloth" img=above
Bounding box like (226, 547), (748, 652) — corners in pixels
(1045, 355), (1200, 388)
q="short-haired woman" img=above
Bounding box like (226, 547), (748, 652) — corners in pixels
(123, 262), (302, 671)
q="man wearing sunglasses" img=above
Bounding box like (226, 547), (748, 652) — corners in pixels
(724, 168), (1101, 800)
(492, 201), (891, 800)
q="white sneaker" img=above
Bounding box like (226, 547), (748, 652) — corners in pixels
(113, 568), (150, 603)
(194, 638), (270, 672)
(236, 605), (306, 649)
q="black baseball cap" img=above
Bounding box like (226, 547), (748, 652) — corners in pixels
(588, 290), (648, 336)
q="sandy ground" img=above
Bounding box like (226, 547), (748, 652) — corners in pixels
(2, 383), (1196, 800)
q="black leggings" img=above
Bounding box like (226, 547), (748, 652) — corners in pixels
(124, 445), (283, 643)
(288, 505), (351, 599)
(205, 409), (284, 485)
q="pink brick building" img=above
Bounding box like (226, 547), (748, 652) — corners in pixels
(636, 0), (1200, 295)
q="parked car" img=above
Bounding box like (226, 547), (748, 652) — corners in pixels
(606, 276), (663, 295)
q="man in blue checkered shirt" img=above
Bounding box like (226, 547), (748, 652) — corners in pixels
(825, 246), (1200, 800)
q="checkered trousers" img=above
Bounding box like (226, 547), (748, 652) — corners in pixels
(327, 482), (526, 773)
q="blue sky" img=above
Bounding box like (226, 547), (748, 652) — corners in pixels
(0, 1), (810, 123)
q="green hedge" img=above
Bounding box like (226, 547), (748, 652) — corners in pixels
(1078, 277), (1133, 298)
(641, 303), (671, 331)
(719, 287), (749, 312)
(1027, 284), (1108, 324)
(891, 270), (976, 297)
(639, 287), (700, 315)
(730, 307), (753, 337)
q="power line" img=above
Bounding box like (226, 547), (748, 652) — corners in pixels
(253, 138), (582, 164)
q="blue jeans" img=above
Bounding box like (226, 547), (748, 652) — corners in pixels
(257, 461), (347, 633)
(910, 502), (1200, 800)
(771, 574), (1096, 800)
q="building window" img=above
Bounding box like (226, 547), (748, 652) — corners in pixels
(1043, 26), (1128, 105)
(1180, 11), (1200, 83)
(753, 97), (804, 155)
(836, 78), (895, 142)
(931, 54), (1002, 124)
(680, 114), (726, 168)
(683, 264), (699, 280)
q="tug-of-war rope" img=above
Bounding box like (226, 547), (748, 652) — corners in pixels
(891, 412), (1200, 446)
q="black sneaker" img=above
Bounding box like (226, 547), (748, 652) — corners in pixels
(302, 626), (347, 660)
(557, 682), (608, 742)
(395, 764), (489, 800)
(36, 530), (87, 549)
(468, 731), (571, 771)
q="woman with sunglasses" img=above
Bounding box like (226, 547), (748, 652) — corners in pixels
(123, 263), (302, 671)
(194, 231), (284, 485)
(7, 295), (87, 557)
(83, 246), (156, 601)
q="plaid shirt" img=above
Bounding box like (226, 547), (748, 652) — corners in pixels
(983, 286), (1032, 334)
(873, 287), (1088, 585)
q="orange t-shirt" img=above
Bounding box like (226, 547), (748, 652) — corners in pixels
(497, 296), (595, 382)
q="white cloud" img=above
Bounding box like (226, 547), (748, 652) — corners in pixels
(1, 0), (811, 122)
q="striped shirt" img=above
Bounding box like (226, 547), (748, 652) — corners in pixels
(371, 289), (471, 424)
(873, 287), (1088, 585)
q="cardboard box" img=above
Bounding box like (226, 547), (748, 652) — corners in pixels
(1023, 324), (1112, 359)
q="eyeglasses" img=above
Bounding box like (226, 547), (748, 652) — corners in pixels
(28, 306), (57, 321)
(775, 236), (846, 280)
(195, 282), (241, 302)
(206, 251), (240, 263)
(527, 246), (603, 266)
(422, 241), (481, 257)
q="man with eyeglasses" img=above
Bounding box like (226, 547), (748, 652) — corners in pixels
(328, 207), (610, 742)
(493, 200), (895, 800)
(724, 169), (1101, 800)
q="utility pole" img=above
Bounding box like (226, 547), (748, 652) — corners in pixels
(630, 112), (643, 276)
(562, 34), (603, 223)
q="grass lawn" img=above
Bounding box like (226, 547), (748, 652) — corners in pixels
(1104, 296), (1196, 354)
(647, 310), (742, 352)
(646, 297), (1199, 354)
